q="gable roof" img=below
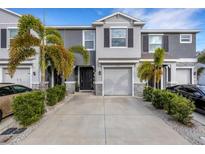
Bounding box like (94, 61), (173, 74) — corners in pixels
(0, 8), (21, 17)
(96, 12), (144, 23)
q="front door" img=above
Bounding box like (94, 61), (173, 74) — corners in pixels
(80, 67), (93, 90)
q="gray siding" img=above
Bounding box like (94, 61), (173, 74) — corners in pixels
(141, 33), (196, 59)
(59, 29), (96, 67)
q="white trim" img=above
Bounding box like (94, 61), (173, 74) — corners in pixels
(176, 66), (194, 84)
(96, 12), (143, 22)
(82, 30), (96, 51)
(65, 81), (76, 84)
(102, 65), (134, 96)
(180, 34), (192, 44)
(46, 25), (94, 29)
(1, 8), (21, 17)
(110, 27), (128, 48)
(94, 81), (103, 84)
(148, 34), (163, 53)
(141, 29), (200, 33)
(7, 27), (18, 49)
(0, 60), (33, 64)
(0, 23), (18, 25)
(140, 58), (197, 63)
(99, 59), (139, 63)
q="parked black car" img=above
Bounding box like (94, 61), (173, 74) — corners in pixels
(166, 85), (205, 112)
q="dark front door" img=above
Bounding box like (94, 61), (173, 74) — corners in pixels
(80, 67), (94, 90)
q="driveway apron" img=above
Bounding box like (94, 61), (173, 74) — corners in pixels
(20, 93), (190, 145)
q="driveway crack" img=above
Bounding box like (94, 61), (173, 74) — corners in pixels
(103, 96), (107, 145)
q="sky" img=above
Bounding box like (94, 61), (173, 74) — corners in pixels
(9, 8), (205, 51)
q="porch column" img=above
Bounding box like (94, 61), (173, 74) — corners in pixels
(170, 63), (176, 86)
(51, 68), (54, 87)
(0, 67), (2, 82)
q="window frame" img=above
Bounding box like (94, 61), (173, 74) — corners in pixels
(180, 34), (192, 44)
(110, 27), (128, 48)
(7, 27), (18, 49)
(148, 34), (163, 53)
(82, 30), (96, 51)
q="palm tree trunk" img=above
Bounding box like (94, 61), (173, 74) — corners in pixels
(40, 39), (46, 90)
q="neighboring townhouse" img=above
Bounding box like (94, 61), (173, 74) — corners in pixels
(0, 9), (200, 96)
(0, 8), (41, 89)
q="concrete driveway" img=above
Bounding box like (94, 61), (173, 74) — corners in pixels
(20, 93), (190, 145)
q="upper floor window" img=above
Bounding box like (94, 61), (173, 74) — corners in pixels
(149, 35), (163, 53)
(180, 34), (192, 43)
(111, 28), (127, 47)
(8, 28), (18, 48)
(83, 30), (95, 50)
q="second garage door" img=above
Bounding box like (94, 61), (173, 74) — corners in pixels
(3, 68), (31, 87)
(176, 68), (191, 85)
(104, 67), (132, 96)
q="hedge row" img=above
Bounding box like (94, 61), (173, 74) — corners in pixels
(46, 85), (66, 106)
(12, 85), (66, 127)
(143, 87), (195, 125)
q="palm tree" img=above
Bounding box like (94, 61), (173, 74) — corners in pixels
(137, 48), (165, 89)
(8, 14), (89, 89)
(197, 52), (205, 79)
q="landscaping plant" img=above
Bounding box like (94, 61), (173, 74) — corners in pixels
(143, 86), (153, 101)
(46, 85), (66, 106)
(12, 91), (45, 127)
(142, 87), (195, 125)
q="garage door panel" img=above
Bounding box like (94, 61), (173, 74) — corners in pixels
(104, 68), (132, 96)
(3, 68), (31, 87)
(176, 68), (191, 85)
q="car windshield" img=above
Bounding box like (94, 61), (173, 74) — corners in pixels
(198, 86), (205, 95)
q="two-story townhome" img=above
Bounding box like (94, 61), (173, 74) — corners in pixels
(0, 9), (199, 96)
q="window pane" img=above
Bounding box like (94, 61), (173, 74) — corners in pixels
(180, 34), (191, 43)
(112, 38), (126, 47)
(149, 44), (162, 52)
(111, 28), (126, 38)
(149, 35), (162, 44)
(85, 41), (94, 49)
(9, 29), (18, 38)
(84, 30), (95, 40)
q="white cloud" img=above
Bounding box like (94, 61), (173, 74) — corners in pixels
(113, 8), (200, 29)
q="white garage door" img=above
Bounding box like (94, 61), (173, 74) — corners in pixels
(176, 68), (191, 85)
(3, 68), (31, 87)
(104, 67), (132, 96)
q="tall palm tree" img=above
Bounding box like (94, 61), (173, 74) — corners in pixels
(8, 14), (89, 89)
(137, 48), (165, 88)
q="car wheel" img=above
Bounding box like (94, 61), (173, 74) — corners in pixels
(0, 110), (2, 122)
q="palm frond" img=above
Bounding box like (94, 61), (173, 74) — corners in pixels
(137, 62), (154, 82)
(154, 48), (165, 66)
(69, 45), (89, 64)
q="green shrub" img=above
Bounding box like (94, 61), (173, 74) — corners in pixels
(152, 89), (164, 109)
(46, 84), (66, 106)
(170, 95), (195, 125)
(161, 91), (177, 115)
(46, 87), (58, 106)
(143, 86), (153, 101)
(55, 85), (66, 102)
(12, 91), (45, 127)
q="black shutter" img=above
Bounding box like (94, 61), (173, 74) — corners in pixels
(143, 35), (149, 52)
(163, 35), (169, 52)
(1, 29), (7, 48)
(104, 28), (110, 48)
(128, 28), (133, 48)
